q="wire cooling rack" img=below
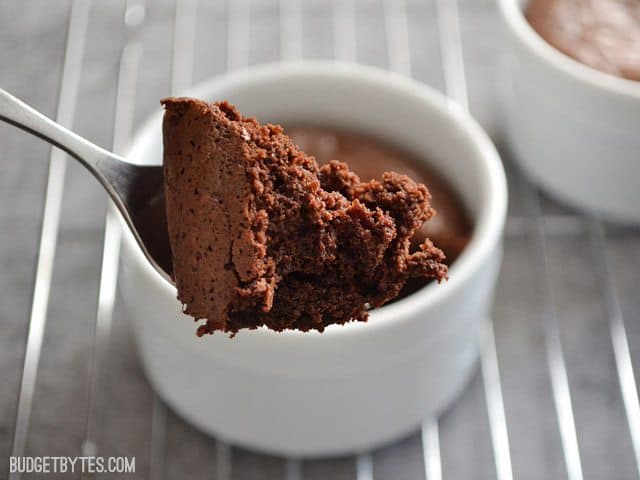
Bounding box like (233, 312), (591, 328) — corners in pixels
(2, 1), (640, 479)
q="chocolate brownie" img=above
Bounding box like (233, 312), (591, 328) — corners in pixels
(288, 127), (471, 264)
(161, 98), (447, 335)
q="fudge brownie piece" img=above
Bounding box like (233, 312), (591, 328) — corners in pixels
(161, 98), (447, 336)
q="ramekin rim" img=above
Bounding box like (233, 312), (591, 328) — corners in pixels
(122, 60), (508, 340)
(497, 0), (640, 100)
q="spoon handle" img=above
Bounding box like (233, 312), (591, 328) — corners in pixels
(0, 88), (127, 176)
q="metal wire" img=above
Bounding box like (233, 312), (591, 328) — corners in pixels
(149, 395), (168, 480)
(216, 441), (232, 480)
(148, 1), (202, 476)
(383, 0), (411, 77)
(227, 0), (250, 71)
(382, 2), (447, 478)
(81, 2), (144, 462)
(172, 0), (199, 94)
(9, 3), (91, 477)
(521, 179), (584, 480)
(286, 458), (303, 480)
(356, 453), (374, 480)
(326, 0), (419, 470)
(589, 218), (640, 477)
(478, 319), (514, 480)
(434, 1), (513, 479)
(422, 419), (442, 480)
(333, 0), (356, 62)
(281, 0), (302, 61)
(435, 0), (468, 111)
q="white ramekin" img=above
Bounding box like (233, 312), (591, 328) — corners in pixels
(119, 62), (507, 457)
(498, 0), (640, 223)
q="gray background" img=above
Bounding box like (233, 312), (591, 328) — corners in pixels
(1, 0), (639, 479)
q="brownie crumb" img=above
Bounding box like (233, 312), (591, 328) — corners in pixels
(161, 98), (447, 335)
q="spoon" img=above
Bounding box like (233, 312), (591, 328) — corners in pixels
(0, 88), (172, 282)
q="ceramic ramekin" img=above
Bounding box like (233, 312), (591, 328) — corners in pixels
(119, 62), (507, 457)
(498, 0), (640, 223)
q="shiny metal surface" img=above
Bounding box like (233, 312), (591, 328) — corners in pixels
(0, 88), (168, 281)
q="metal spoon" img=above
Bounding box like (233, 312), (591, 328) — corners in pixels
(0, 88), (172, 282)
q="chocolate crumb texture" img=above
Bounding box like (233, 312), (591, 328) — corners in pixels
(161, 97), (448, 335)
